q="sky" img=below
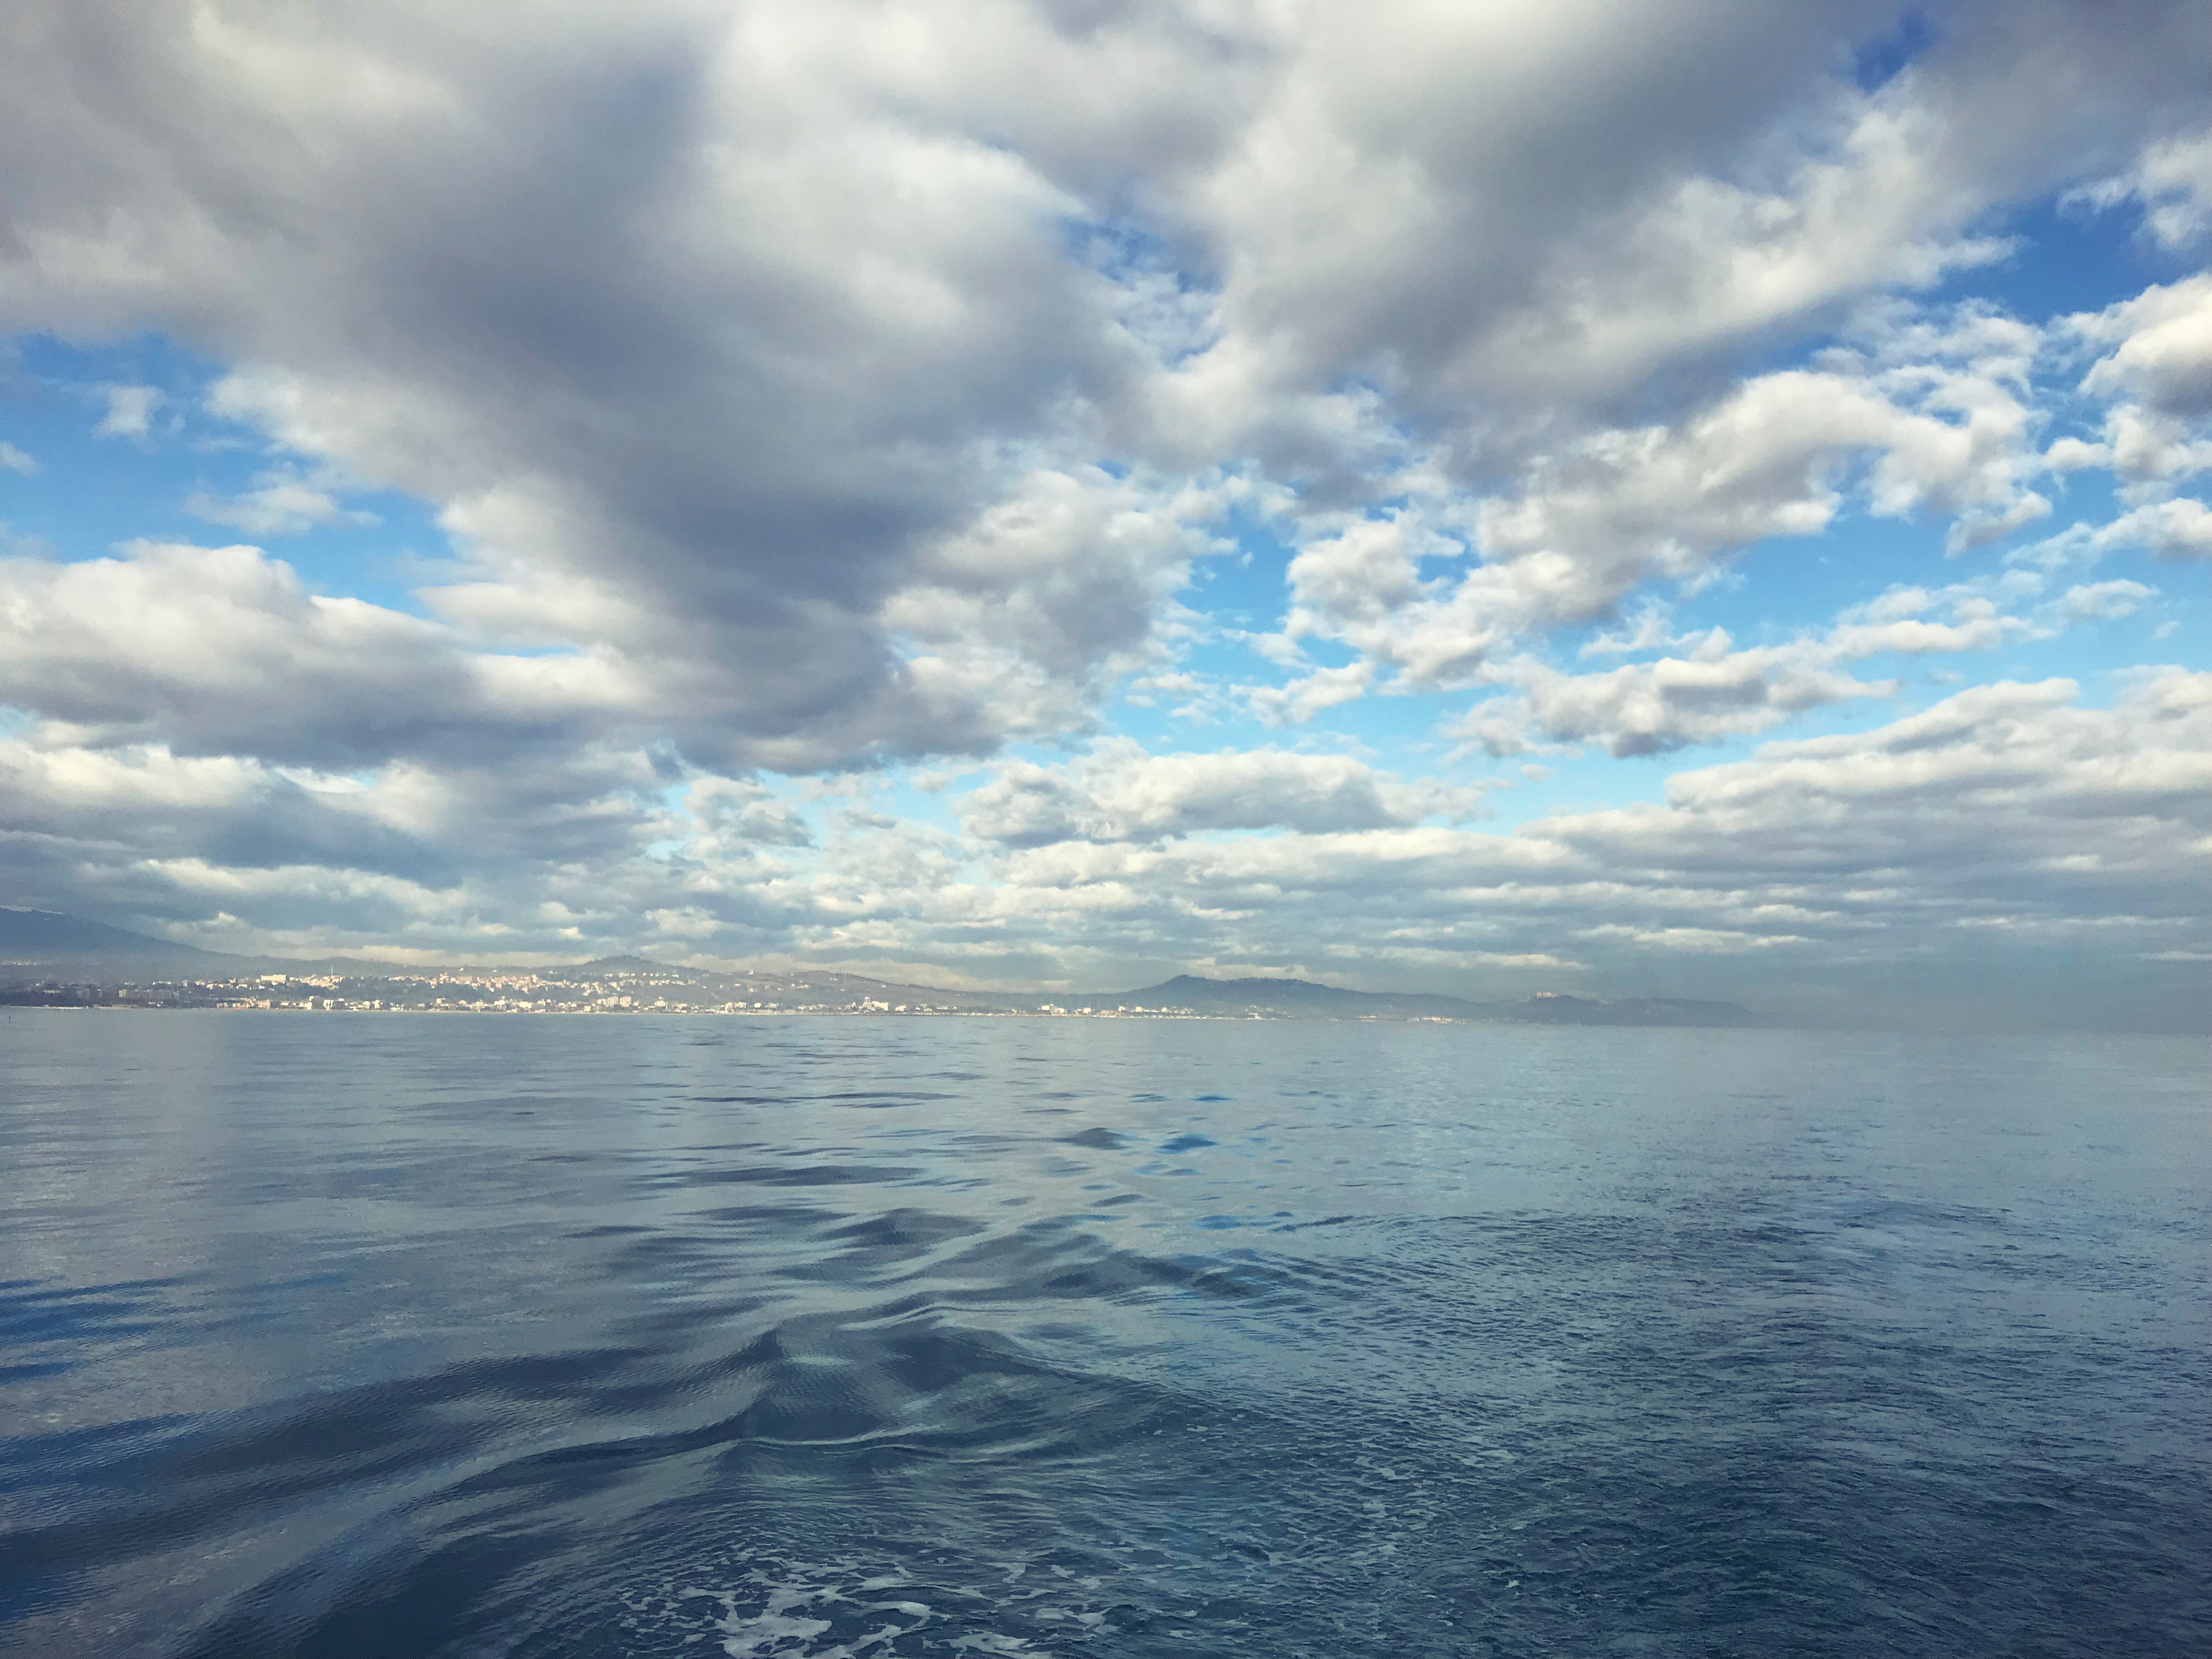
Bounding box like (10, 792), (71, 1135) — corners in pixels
(1, 0), (2208, 1028)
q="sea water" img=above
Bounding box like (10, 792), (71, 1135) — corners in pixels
(1, 1012), (2206, 1657)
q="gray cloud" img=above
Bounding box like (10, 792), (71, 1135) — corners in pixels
(944, 673), (2212, 1022)
(4, 0), (2205, 775)
(0, 0), (2204, 1003)
(1155, 1), (2212, 472)
(0, 541), (634, 770)
(4, 0), (1206, 770)
(5, 655), (2205, 1030)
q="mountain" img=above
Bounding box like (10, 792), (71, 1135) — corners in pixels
(0, 907), (234, 974)
(1, 907), (223, 957)
(0, 907), (402, 983)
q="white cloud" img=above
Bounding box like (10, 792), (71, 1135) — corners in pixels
(1248, 661), (1374, 727)
(2099, 407), (2212, 487)
(2077, 273), (2212, 422)
(0, 0), (2205, 1012)
(2058, 579), (2156, 619)
(1272, 332), (2052, 698)
(2029, 496), (2212, 562)
(2078, 127), (2212, 249)
(963, 740), (1469, 847)
(185, 465), (377, 535)
(1579, 605), (1684, 659)
(0, 441), (37, 475)
(2106, 498), (2212, 561)
(1449, 578), (2081, 759)
(93, 383), (162, 439)
(0, 0), (2202, 774)
(878, 464), (1232, 744)
(7, 0), (1211, 769)
(1457, 648), (1891, 759)
(682, 775), (814, 851)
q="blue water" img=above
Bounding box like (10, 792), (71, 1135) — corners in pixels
(1, 1013), (2206, 1657)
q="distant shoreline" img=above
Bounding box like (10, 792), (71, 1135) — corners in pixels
(1, 913), (1764, 1028)
(0, 1000), (1679, 1026)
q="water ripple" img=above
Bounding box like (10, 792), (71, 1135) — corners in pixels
(1, 1014), (2205, 1657)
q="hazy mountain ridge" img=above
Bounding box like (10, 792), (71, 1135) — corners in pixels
(0, 911), (1756, 1025)
(0, 907), (229, 962)
(0, 907), (409, 979)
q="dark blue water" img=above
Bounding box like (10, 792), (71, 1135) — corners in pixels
(2, 1013), (2206, 1657)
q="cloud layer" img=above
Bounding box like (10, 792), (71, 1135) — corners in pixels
(0, 0), (2205, 1020)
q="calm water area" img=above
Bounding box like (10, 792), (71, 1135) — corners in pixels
(2, 1012), (2207, 1657)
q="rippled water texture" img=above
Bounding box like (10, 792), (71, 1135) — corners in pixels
(2, 1013), (2207, 1657)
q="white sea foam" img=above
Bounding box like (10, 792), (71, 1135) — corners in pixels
(673, 1562), (1070, 1658)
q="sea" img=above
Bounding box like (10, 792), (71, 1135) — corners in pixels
(1, 1012), (2207, 1658)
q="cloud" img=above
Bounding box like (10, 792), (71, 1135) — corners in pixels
(1449, 578), (2097, 758)
(0, 0), (2205, 1012)
(0, 441), (37, 475)
(2106, 498), (2212, 562)
(2027, 496), (2212, 562)
(963, 740), (1467, 848)
(2077, 273), (2212, 422)
(875, 465), (1233, 746)
(2, 0), (2204, 776)
(1618, 675), (2212, 919)
(185, 465), (377, 535)
(0, 720), (826, 954)
(0, 540), (641, 770)
(2102, 498), (2212, 561)
(1248, 662), (1374, 727)
(5, 0), (1212, 769)
(682, 775), (814, 851)
(1155, 0), (2212, 468)
(4, 648), (2206, 1024)
(1457, 649), (1891, 759)
(0, 740), (442, 879)
(93, 384), (163, 439)
(891, 673), (2208, 1018)
(1272, 331), (2052, 695)
(2078, 126), (2212, 249)
(2058, 578), (2156, 619)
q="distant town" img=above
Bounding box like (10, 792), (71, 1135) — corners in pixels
(0, 909), (1759, 1026)
(5, 960), (1025, 1018)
